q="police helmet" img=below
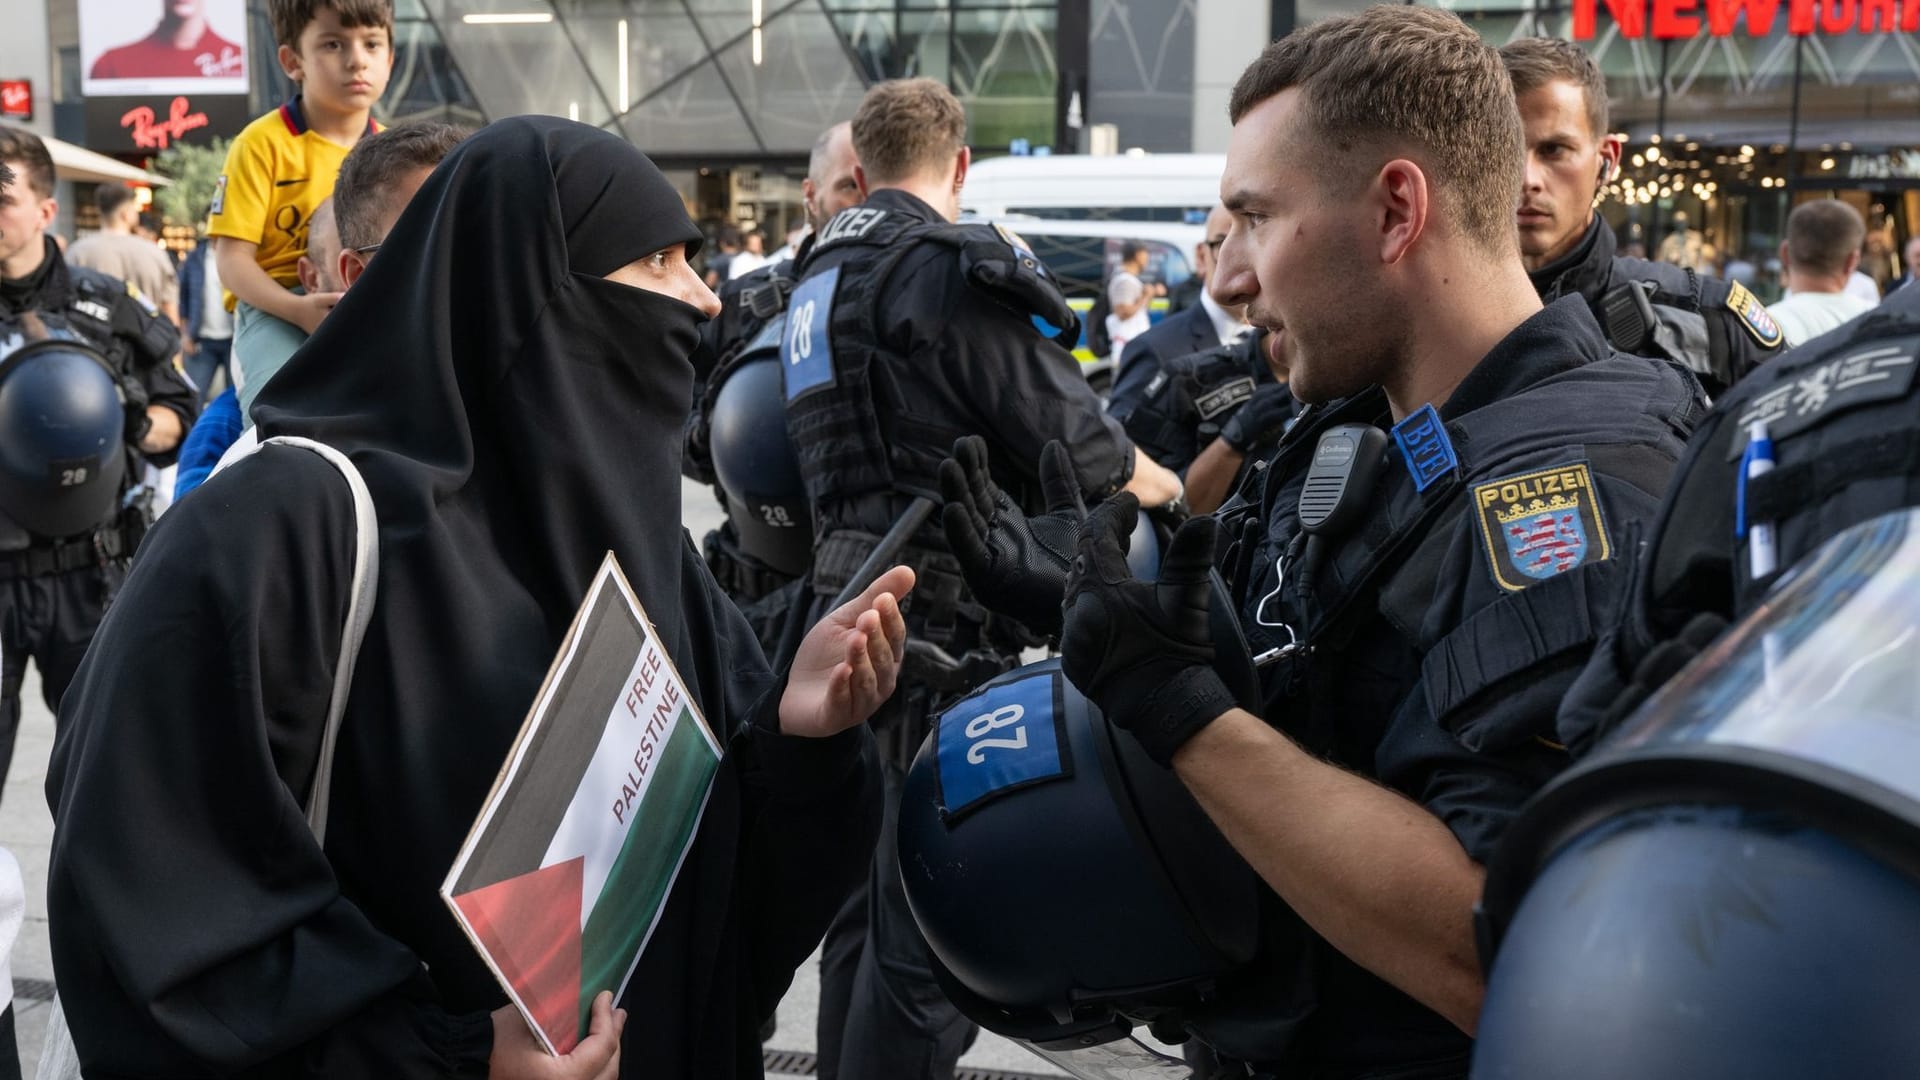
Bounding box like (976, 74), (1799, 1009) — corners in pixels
(1475, 508), (1920, 1079)
(1125, 508), (1162, 581)
(898, 649), (1262, 1051)
(0, 338), (127, 540)
(709, 354), (813, 577)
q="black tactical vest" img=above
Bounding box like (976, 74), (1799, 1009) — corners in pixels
(780, 207), (1078, 510)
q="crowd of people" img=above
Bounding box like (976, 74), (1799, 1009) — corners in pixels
(0, 0), (1915, 1077)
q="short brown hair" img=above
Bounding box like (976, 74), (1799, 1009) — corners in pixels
(94, 182), (138, 218)
(851, 78), (966, 186)
(332, 121), (469, 250)
(1500, 38), (1610, 141)
(0, 126), (55, 200)
(1228, 5), (1524, 253)
(1785, 199), (1866, 276)
(270, 0), (394, 51)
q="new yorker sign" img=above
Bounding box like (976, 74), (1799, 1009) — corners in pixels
(1574, 0), (1919, 38)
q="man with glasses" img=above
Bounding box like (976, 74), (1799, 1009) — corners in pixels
(1108, 204), (1250, 422)
(177, 123), (468, 500)
(231, 121), (467, 424)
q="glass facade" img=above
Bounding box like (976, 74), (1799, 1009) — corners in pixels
(282, 0), (1080, 162)
(44, 0), (1220, 227)
(1289, 0), (1920, 292)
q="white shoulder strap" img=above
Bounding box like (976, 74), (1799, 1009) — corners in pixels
(226, 435), (379, 845)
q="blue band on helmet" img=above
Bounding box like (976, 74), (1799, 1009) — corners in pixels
(935, 669), (1070, 820)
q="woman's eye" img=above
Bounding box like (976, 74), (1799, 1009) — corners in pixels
(649, 251), (672, 270)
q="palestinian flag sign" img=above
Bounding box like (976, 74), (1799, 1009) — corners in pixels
(442, 554), (723, 1055)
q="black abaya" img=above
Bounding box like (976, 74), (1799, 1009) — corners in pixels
(46, 117), (880, 1078)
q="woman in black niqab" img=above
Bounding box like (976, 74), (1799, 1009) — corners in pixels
(46, 117), (909, 1080)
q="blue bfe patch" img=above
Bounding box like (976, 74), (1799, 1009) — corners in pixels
(1472, 462), (1612, 591)
(1392, 403), (1458, 492)
(781, 266), (840, 401)
(934, 668), (1070, 821)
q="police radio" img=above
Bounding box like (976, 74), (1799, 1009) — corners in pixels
(1601, 280), (1659, 355)
(1294, 423), (1389, 597)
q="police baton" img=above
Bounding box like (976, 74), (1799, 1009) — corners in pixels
(827, 496), (936, 610)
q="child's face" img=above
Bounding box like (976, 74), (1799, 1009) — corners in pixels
(281, 7), (392, 116)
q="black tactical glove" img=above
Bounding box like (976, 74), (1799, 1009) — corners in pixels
(1220, 382), (1296, 453)
(940, 435), (1085, 636)
(1061, 494), (1238, 767)
(119, 374), (153, 448)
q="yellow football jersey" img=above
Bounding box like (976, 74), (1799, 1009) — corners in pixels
(207, 97), (380, 305)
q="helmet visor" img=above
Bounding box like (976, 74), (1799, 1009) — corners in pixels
(1606, 508), (1920, 805)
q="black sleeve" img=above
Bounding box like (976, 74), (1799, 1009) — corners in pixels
(136, 353), (201, 466)
(47, 452), (492, 1078)
(1121, 365), (1202, 471)
(110, 282), (182, 371)
(685, 550), (882, 1022)
(906, 269), (1135, 498)
(1106, 337), (1164, 422)
(1700, 279), (1783, 386)
(1556, 408), (1740, 754)
(1379, 456), (1673, 861)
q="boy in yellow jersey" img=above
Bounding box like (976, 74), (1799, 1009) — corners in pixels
(209, 0), (391, 410)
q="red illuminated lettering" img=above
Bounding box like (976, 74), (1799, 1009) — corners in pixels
(1653, 0), (1704, 36)
(119, 96), (208, 151)
(1580, 0), (1906, 33)
(1575, 0), (1647, 38)
(1705, 0), (1782, 34)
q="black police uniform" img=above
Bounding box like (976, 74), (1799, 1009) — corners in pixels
(1530, 214), (1782, 397)
(1121, 330), (1287, 473)
(783, 188), (1135, 1080)
(0, 237), (191, 789)
(685, 251), (808, 651)
(1558, 282), (1920, 755)
(1195, 297), (1700, 1077)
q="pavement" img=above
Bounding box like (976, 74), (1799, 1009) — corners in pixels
(0, 477), (1066, 1078)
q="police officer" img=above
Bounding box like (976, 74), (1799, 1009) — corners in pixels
(1559, 276), (1920, 753)
(1474, 283), (1920, 1079)
(948, 12), (1700, 1075)
(784, 78), (1181, 1080)
(1122, 326), (1300, 515)
(1501, 38), (1781, 398)
(0, 127), (193, 789)
(684, 121), (863, 650)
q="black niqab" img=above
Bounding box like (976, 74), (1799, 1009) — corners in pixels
(255, 115), (704, 644)
(48, 117), (880, 1078)
(249, 116), (717, 1010)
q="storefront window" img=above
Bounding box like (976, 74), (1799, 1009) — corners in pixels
(1294, 0), (1920, 280)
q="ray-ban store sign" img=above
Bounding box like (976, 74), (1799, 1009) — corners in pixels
(1575, 0), (1919, 38)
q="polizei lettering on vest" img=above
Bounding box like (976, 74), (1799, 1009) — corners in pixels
(817, 207), (889, 246)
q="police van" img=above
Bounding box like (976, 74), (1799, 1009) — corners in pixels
(961, 152), (1224, 223)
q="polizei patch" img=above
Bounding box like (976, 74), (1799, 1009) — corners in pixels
(1727, 280), (1784, 349)
(1472, 463), (1611, 591)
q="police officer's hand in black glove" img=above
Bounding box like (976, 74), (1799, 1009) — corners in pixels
(1061, 494), (1238, 767)
(939, 435), (1085, 636)
(1219, 382), (1296, 453)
